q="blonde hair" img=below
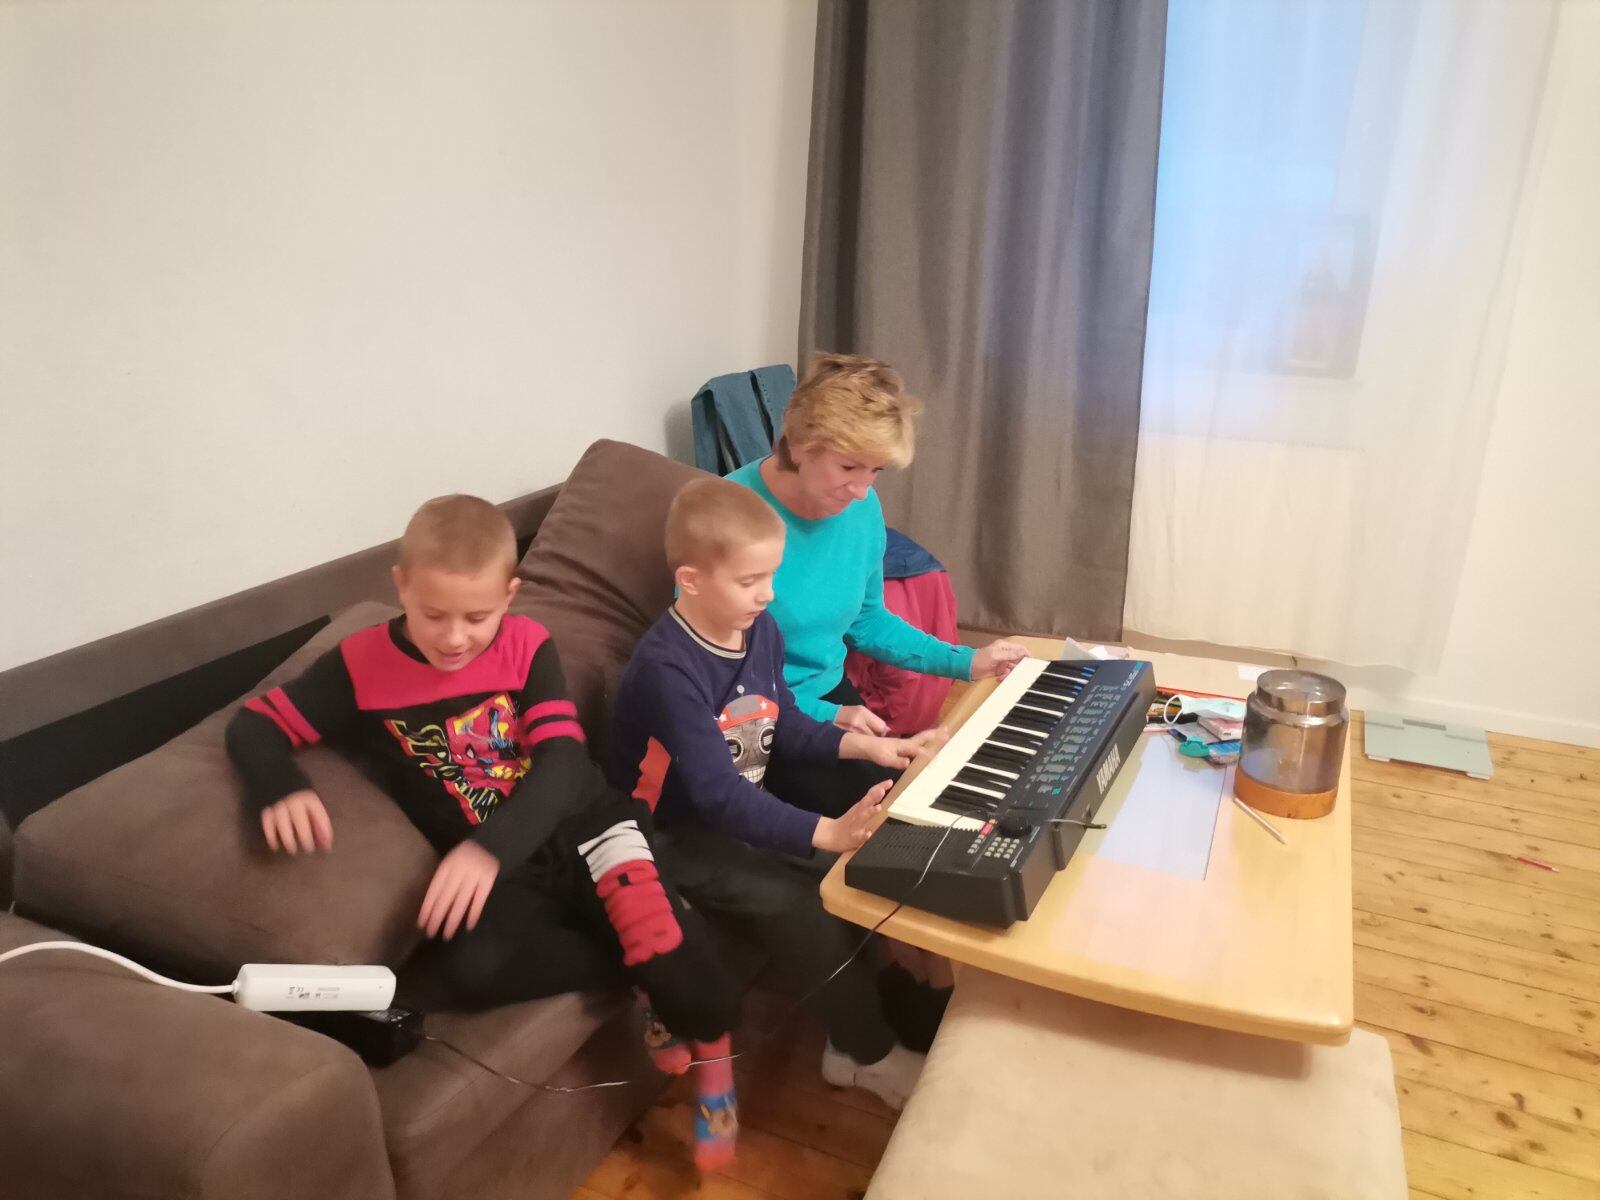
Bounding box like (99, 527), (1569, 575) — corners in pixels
(666, 477), (785, 571)
(776, 352), (922, 470)
(398, 494), (517, 578)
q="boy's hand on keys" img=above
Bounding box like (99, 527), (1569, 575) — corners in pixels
(856, 726), (950, 769)
(834, 704), (889, 736)
(261, 789), (334, 854)
(419, 840), (501, 940)
(811, 779), (892, 853)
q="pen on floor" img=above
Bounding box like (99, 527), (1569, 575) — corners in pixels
(1230, 794), (1287, 845)
(1514, 855), (1559, 873)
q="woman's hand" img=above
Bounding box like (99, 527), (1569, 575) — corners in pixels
(811, 780), (893, 853)
(972, 639), (1029, 681)
(834, 704), (889, 736)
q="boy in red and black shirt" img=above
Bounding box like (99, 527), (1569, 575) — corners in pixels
(226, 494), (740, 1170)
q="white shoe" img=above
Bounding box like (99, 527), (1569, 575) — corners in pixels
(820, 1041), (925, 1110)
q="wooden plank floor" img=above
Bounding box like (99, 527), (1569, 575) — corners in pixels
(577, 705), (1600, 1199)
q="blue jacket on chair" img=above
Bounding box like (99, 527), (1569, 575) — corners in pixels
(691, 365), (796, 478)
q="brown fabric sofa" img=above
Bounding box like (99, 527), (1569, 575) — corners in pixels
(0, 814), (12, 909)
(1, 440), (744, 1200)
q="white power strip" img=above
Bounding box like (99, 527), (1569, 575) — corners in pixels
(234, 963), (396, 1012)
(0, 941), (395, 1012)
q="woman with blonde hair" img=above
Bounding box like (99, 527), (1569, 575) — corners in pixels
(728, 352), (1027, 818)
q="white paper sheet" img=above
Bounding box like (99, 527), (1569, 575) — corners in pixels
(1078, 731), (1227, 881)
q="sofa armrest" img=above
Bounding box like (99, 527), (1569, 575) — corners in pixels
(0, 916), (396, 1200)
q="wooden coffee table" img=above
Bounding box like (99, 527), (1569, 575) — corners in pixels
(820, 638), (1354, 1045)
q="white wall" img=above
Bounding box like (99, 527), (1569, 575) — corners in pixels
(1129, 2), (1600, 748)
(0, 0), (818, 671)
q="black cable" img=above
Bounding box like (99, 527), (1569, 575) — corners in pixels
(424, 823), (960, 1094)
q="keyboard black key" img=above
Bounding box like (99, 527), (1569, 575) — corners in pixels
(954, 768), (1010, 797)
(931, 791), (989, 820)
(1012, 698), (1063, 718)
(1005, 699), (1056, 719)
(942, 782), (1002, 812)
(979, 740), (1034, 765)
(1020, 691), (1068, 714)
(1002, 708), (1057, 733)
(994, 713), (1047, 733)
(1028, 678), (1079, 700)
(1041, 663), (1090, 682)
(964, 760), (1019, 783)
(992, 722), (1046, 745)
(970, 749), (1024, 776)
(991, 723), (1046, 747)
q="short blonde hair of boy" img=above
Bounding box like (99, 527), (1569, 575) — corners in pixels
(398, 494), (517, 577)
(776, 352), (922, 471)
(666, 478), (785, 572)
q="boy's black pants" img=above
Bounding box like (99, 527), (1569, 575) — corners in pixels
(653, 825), (899, 1066)
(423, 796), (738, 1045)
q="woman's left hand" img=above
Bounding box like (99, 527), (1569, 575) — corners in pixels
(972, 639), (1029, 680)
(835, 704), (890, 736)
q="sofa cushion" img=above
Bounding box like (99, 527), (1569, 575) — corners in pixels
(513, 439), (711, 757)
(13, 602), (437, 977)
(371, 990), (628, 1197)
(0, 914), (395, 1200)
(375, 921), (766, 1199)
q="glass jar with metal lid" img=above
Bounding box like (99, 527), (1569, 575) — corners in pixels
(1234, 670), (1348, 819)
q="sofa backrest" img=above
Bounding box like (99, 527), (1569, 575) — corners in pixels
(0, 485), (561, 830)
(511, 439), (712, 762)
(13, 603), (437, 976)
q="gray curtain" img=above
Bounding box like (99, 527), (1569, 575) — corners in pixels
(801, 0), (1168, 641)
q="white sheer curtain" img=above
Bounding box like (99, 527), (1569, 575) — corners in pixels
(1124, 0), (1557, 670)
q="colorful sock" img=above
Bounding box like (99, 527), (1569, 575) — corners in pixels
(635, 989), (692, 1076)
(691, 1035), (738, 1172)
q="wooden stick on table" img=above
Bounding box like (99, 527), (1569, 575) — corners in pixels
(1230, 794), (1288, 845)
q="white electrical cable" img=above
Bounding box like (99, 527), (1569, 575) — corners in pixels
(0, 941), (236, 995)
(427, 823), (962, 1094)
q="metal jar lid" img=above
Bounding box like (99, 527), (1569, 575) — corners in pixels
(1253, 669), (1346, 717)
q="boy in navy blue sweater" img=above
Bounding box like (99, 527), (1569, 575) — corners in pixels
(610, 478), (943, 1109)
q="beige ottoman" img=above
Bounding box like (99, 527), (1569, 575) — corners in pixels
(867, 969), (1405, 1200)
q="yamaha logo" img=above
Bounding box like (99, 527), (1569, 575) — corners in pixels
(1094, 745), (1122, 795)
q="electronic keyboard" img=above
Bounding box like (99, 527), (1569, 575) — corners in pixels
(844, 658), (1156, 926)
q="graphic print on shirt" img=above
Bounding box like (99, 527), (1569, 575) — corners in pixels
(384, 692), (531, 823)
(718, 693), (779, 785)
